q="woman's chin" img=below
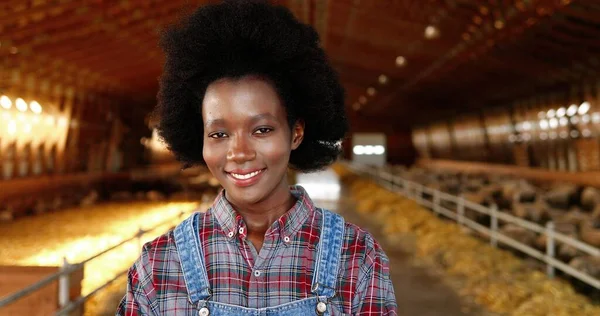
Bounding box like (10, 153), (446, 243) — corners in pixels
(225, 187), (267, 206)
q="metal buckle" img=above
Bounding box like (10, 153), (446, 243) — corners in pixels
(311, 283), (337, 299)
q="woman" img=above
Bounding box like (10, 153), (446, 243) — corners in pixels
(117, 1), (397, 315)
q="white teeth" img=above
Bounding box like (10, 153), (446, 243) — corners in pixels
(230, 170), (262, 180)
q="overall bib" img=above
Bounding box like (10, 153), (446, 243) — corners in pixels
(174, 209), (346, 316)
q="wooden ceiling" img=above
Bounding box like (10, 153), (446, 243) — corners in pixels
(1, 0), (599, 130)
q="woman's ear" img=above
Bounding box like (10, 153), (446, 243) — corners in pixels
(291, 120), (305, 150)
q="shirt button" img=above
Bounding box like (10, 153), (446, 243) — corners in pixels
(254, 270), (261, 277)
(239, 227), (244, 234)
(227, 231), (234, 238)
(283, 236), (290, 243)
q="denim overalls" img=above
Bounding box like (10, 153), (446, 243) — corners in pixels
(174, 209), (345, 316)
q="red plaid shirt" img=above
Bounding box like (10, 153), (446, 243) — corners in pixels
(117, 186), (397, 315)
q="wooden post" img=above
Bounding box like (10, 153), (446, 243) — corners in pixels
(457, 194), (465, 227)
(490, 204), (498, 248)
(546, 221), (555, 278)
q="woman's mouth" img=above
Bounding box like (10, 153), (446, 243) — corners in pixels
(226, 168), (266, 186)
(230, 169), (263, 179)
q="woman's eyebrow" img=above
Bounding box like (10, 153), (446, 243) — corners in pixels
(204, 118), (225, 128)
(250, 113), (278, 124)
(205, 114), (277, 128)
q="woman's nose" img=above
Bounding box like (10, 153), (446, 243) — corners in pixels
(227, 135), (256, 163)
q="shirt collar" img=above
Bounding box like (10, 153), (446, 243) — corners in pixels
(211, 185), (315, 241)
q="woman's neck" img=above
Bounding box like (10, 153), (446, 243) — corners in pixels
(240, 193), (296, 236)
(226, 183), (297, 236)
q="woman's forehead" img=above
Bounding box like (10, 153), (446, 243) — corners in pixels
(202, 77), (285, 121)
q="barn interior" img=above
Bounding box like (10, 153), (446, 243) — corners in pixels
(2, 1), (600, 315)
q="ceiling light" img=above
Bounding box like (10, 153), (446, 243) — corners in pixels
(559, 117), (568, 126)
(582, 115), (591, 124)
(424, 25), (440, 39)
(395, 56), (406, 67)
(352, 102), (360, 111)
(367, 87), (376, 96)
(16, 98), (27, 112)
(578, 101), (590, 115)
(373, 145), (385, 155)
(378, 75), (388, 84)
(353, 145), (365, 155)
(494, 20), (505, 29)
(30, 100), (42, 114)
(359, 96), (367, 104)
(0, 95), (11, 109)
(570, 116), (579, 124)
(567, 104), (578, 116)
(547, 109), (556, 118)
(582, 129), (592, 137)
(556, 107), (566, 117)
(570, 130), (579, 138)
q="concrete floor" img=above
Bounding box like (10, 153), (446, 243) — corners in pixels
(327, 196), (478, 316)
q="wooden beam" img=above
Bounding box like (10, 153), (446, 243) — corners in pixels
(418, 158), (600, 187)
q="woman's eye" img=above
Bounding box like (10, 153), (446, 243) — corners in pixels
(254, 127), (273, 135)
(209, 132), (227, 139)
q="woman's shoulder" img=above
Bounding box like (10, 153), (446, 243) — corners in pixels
(316, 208), (383, 254)
(141, 210), (215, 255)
(336, 215), (391, 266)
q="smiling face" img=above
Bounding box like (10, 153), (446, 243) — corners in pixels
(202, 76), (304, 207)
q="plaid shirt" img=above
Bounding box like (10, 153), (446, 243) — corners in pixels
(117, 186), (397, 315)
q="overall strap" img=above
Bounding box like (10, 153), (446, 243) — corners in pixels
(174, 212), (211, 305)
(311, 209), (345, 298)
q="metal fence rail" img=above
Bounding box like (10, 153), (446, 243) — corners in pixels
(0, 207), (197, 315)
(347, 162), (600, 290)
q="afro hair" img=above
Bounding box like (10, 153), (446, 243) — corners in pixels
(155, 0), (348, 172)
